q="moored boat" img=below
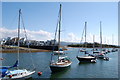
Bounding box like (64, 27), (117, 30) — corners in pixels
(1, 9), (35, 79)
(2, 69), (35, 79)
(50, 56), (72, 72)
(76, 56), (96, 63)
(76, 22), (96, 63)
(50, 4), (72, 73)
(96, 21), (109, 60)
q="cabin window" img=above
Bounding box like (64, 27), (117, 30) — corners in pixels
(13, 74), (17, 76)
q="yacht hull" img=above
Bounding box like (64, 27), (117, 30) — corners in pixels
(1, 69), (35, 80)
(50, 62), (71, 73)
(50, 65), (71, 72)
(76, 56), (96, 63)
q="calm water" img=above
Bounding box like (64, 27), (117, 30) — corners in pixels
(1, 48), (118, 79)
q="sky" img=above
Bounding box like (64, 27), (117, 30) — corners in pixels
(1, 2), (118, 45)
(1, 0), (119, 2)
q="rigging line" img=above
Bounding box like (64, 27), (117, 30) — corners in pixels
(9, 13), (18, 29)
(77, 23), (85, 56)
(80, 23), (86, 50)
(52, 4), (61, 52)
(51, 4), (61, 61)
(20, 12), (27, 40)
(20, 11), (36, 70)
(53, 15), (59, 50)
(51, 8), (60, 62)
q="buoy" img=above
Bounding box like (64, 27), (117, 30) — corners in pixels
(9, 75), (12, 78)
(38, 72), (42, 76)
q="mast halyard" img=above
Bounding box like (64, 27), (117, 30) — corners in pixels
(17, 9), (21, 69)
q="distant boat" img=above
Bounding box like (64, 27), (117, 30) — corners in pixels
(76, 22), (96, 63)
(105, 40), (111, 53)
(102, 48), (109, 54)
(80, 49), (86, 52)
(92, 35), (100, 53)
(53, 48), (65, 55)
(89, 35), (98, 57)
(96, 21), (109, 61)
(80, 44), (86, 52)
(2, 9), (35, 79)
(50, 4), (72, 73)
(93, 50), (100, 53)
(111, 48), (118, 52)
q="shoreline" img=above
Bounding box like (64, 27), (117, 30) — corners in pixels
(0, 45), (51, 53)
(0, 49), (51, 53)
(67, 46), (119, 48)
(0, 45), (67, 53)
(0, 45), (117, 53)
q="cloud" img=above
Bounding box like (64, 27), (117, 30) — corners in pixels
(0, 27), (118, 45)
(62, 32), (118, 45)
(62, 32), (81, 43)
(87, 33), (118, 45)
(0, 27), (54, 41)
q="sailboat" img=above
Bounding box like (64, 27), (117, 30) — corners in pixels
(96, 21), (109, 60)
(50, 4), (72, 72)
(76, 22), (96, 63)
(2, 9), (35, 79)
(96, 21), (105, 59)
(0, 60), (18, 78)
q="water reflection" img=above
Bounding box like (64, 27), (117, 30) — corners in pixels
(50, 66), (70, 78)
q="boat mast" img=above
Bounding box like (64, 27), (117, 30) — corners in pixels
(17, 9), (21, 69)
(93, 35), (95, 52)
(112, 34), (114, 45)
(58, 4), (62, 60)
(100, 21), (102, 53)
(85, 22), (87, 54)
(108, 39), (109, 50)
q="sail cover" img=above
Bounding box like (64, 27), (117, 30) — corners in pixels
(0, 60), (18, 78)
(0, 68), (8, 77)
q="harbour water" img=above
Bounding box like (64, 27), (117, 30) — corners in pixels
(1, 48), (118, 79)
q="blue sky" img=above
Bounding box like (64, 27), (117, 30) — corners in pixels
(2, 2), (118, 45)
